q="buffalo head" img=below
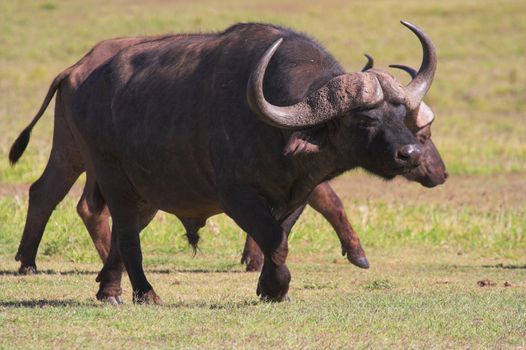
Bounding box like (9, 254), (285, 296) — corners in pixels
(382, 64), (448, 187)
(247, 21), (439, 180)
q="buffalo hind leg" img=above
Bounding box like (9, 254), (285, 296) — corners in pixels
(307, 182), (369, 269)
(221, 186), (291, 302)
(15, 153), (82, 274)
(241, 236), (264, 272)
(96, 206), (159, 305)
(15, 96), (84, 274)
(95, 229), (124, 305)
(76, 178), (111, 262)
(94, 166), (160, 305)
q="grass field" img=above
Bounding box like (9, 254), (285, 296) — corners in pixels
(0, 0), (525, 348)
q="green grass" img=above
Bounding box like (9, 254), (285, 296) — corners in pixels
(0, 0), (525, 348)
(1, 174), (524, 266)
(1, 250), (525, 349)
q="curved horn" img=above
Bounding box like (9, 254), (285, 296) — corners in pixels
(390, 64), (435, 128)
(362, 54), (374, 71)
(389, 64), (417, 79)
(400, 20), (437, 111)
(247, 39), (384, 130)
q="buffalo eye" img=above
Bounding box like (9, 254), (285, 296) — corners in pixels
(391, 103), (407, 118)
(343, 107), (380, 128)
(354, 113), (380, 128)
(417, 134), (428, 144)
(416, 129), (431, 144)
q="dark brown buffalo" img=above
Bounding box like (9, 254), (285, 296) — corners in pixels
(10, 21), (440, 303)
(9, 34), (446, 276)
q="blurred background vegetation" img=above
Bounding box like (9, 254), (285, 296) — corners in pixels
(0, 0), (524, 261)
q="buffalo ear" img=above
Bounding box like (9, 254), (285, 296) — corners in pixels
(283, 127), (328, 156)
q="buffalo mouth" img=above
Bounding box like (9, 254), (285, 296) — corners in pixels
(388, 163), (421, 177)
(420, 173), (447, 188)
(404, 163), (448, 188)
(362, 163), (419, 181)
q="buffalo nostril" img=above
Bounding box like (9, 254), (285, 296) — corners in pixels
(397, 150), (410, 161)
(444, 171), (449, 179)
(397, 144), (422, 165)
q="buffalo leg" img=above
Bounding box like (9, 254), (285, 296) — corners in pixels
(76, 177), (111, 262)
(241, 204), (306, 272)
(307, 182), (369, 268)
(96, 203), (159, 305)
(95, 228), (124, 305)
(94, 165), (160, 305)
(240, 181), (370, 271)
(241, 236), (264, 272)
(96, 206), (159, 305)
(15, 93), (85, 274)
(15, 151), (83, 274)
(220, 186), (291, 302)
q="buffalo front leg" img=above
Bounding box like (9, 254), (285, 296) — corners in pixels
(221, 186), (291, 302)
(308, 182), (369, 269)
(241, 204), (306, 272)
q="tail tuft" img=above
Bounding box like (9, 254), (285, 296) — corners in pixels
(185, 232), (200, 255)
(9, 127), (32, 165)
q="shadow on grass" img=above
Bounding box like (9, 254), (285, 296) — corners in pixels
(0, 299), (96, 308)
(167, 299), (261, 310)
(0, 298), (262, 309)
(0, 269), (98, 276)
(0, 268), (247, 276)
(168, 268), (247, 274)
(482, 264), (526, 270)
(436, 264), (526, 271)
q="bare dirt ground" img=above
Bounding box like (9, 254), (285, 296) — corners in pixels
(0, 182), (82, 199)
(1, 172), (524, 210)
(330, 172), (526, 210)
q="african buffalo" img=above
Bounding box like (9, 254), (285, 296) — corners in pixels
(9, 33), (446, 276)
(10, 21), (440, 302)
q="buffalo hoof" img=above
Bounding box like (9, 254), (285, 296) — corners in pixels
(343, 247), (370, 269)
(101, 296), (124, 306)
(133, 290), (163, 305)
(256, 264), (291, 302)
(256, 282), (290, 303)
(18, 265), (37, 275)
(96, 286), (123, 305)
(349, 255), (370, 269)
